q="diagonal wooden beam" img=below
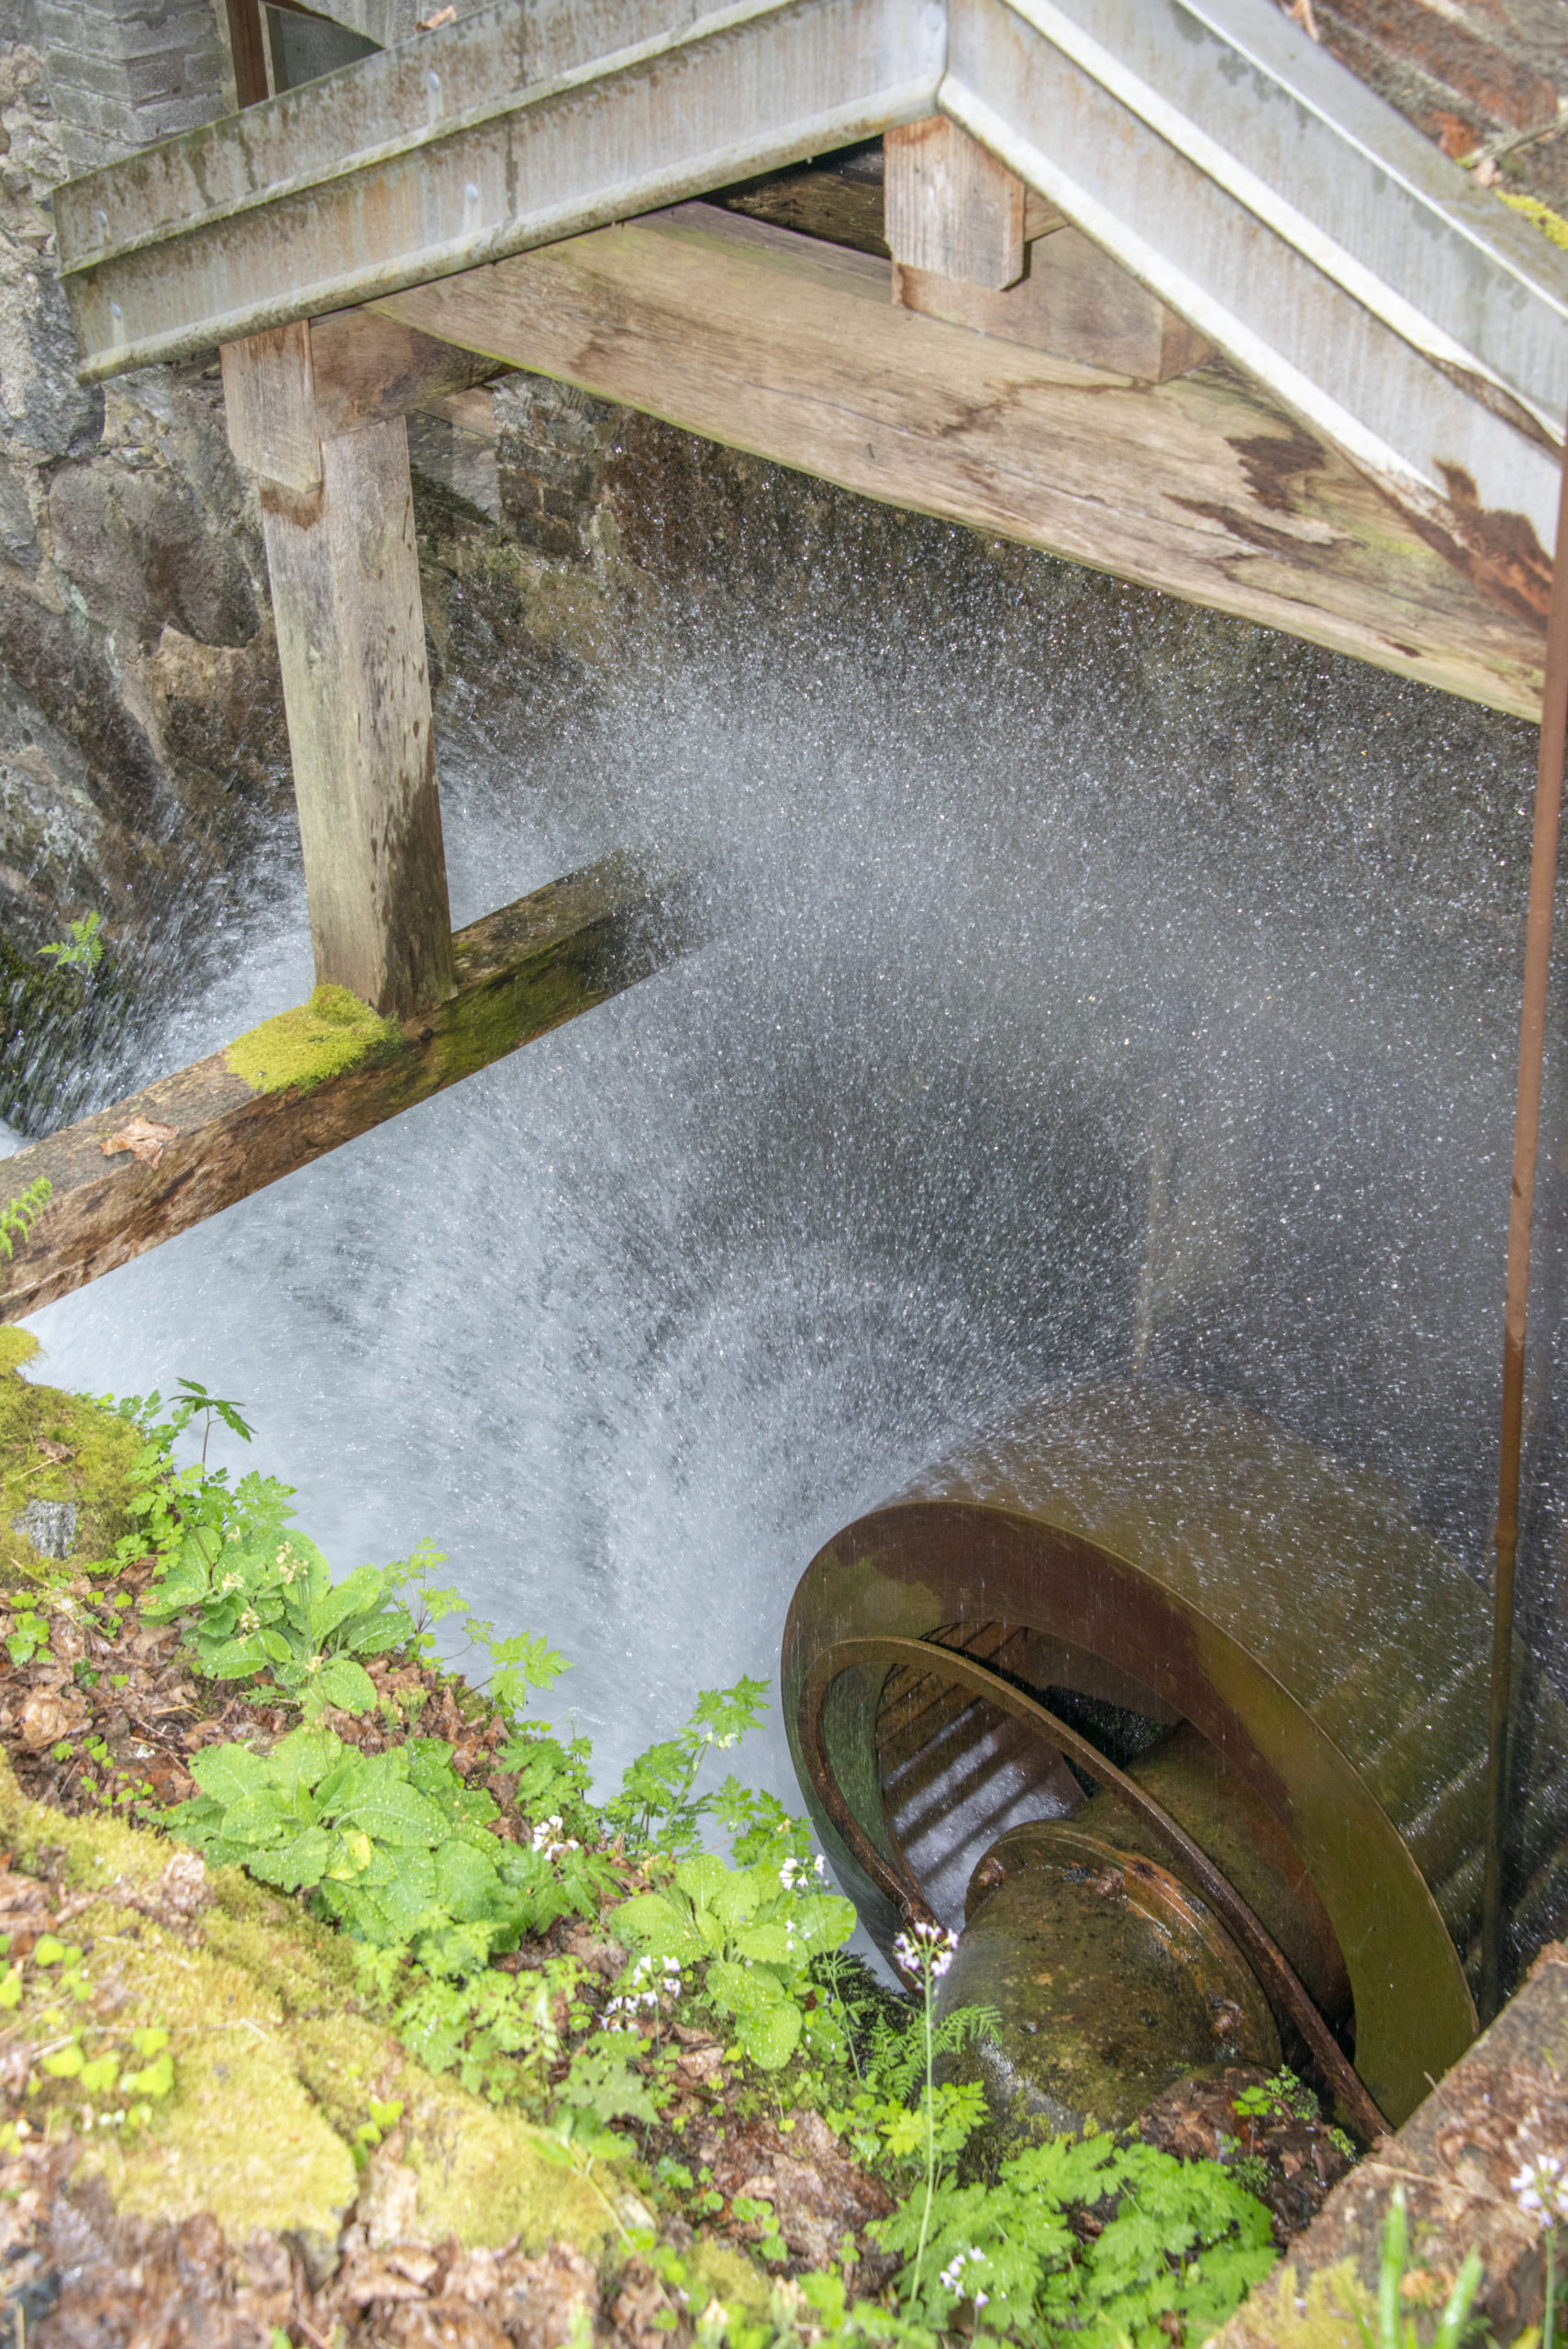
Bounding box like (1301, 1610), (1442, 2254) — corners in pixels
(0, 860), (694, 1325)
(370, 208), (1548, 716)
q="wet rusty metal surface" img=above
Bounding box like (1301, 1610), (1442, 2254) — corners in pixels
(1215, 1942), (1568, 2349)
(798, 1630), (1386, 2141)
(783, 1386), (1568, 2127)
(936, 1820), (1279, 2144)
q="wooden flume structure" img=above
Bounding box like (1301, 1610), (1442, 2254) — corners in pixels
(2, 0), (1567, 2099)
(0, 0), (1561, 1329)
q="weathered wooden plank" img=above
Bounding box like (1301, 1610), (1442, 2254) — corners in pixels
(0, 861), (689, 1326)
(260, 413), (454, 1018)
(220, 320), (320, 492)
(53, 0), (942, 372)
(51, 0), (1568, 636)
(893, 226), (1213, 384)
(308, 307), (497, 439)
(942, 0), (1566, 609)
(372, 206), (1547, 717)
(884, 117), (1023, 290)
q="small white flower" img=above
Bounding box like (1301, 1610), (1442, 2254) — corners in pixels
(1514, 2154), (1568, 2226)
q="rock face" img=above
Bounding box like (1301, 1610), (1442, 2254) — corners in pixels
(0, 33), (291, 1130)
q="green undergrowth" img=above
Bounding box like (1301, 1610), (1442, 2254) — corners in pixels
(224, 983), (404, 1097)
(0, 1350), (1289, 2347)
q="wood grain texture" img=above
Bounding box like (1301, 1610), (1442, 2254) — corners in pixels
(884, 117), (1024, 290)
(371, 208), (1547, 717)
(893, 228), (1213, 384)
(0, 862), (691, 1326)
(261, 415), (454, 1018)
(220, 322), (320, 492)
(308, 308), (498, 439)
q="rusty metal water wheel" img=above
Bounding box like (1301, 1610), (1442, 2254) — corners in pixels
(782, 1386), (1568, 2136)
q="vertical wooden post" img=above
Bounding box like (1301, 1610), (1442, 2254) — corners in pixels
(884, 118), (1026, 290)
(221, 325), (455, 1019)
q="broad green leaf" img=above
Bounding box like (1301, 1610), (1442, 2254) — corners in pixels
(206, 1634), (269, 1680)
(435, 1839), (502, 1921)
(310, 1563), (387, 1641)
(266, 1823), (331, 1889)
(732, 1922), (795, 1965)
(271, 1726), (342, 1803)
(612, 1893), (706, 1965)
(191, 1744), (272, 1807)
(260, 1630), (293, 1666)
(736, 2001), (801, 2071)
(693, 1908), (727, 1955)
(373, 1850), (438, 1939)
(709, 1871), (765, 1929)
(673, 1854), (729, 1905)
(316, 1656), (377, 1713)
(706, 1958), (791, 2014)
(342, 1772), (446, 1847)
(787, 1893), (856, 1954)
(217, 1790), (294, 1846)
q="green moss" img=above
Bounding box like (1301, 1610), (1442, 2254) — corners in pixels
(687, 2236), (773, 2321)
(0, 1353), (140, 1578)
(1496, 187), (1568, 250)
(292, 2017), (612, 2254)
(0, 1754), (628, 2259)
(225, 985), (404, 1098)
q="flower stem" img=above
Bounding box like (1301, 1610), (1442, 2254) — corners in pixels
(909, 1951), (937, 2308)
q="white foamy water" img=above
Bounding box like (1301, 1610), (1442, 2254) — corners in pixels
(17, 562), (1560, 1803)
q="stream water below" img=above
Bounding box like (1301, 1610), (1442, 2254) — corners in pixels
(14, 555), (1562, 1809)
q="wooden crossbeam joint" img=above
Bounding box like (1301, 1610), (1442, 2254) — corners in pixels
(0, 861), (695, 1326)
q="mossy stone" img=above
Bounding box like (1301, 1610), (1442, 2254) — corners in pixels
(0, 1758), (619, 2259)
(0, 1350), (140, 1579)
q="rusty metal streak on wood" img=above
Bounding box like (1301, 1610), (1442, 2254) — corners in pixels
(0, 860), (694, 1326)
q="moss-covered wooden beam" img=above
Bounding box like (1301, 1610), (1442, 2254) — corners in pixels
(0, 859), (692, 1325)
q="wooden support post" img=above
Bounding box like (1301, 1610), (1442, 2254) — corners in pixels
(221, 324), (456, 1019)
(884, 117), (1025, 290)
(0, 861), (695, 1324)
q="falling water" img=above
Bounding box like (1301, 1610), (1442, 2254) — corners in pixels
(15, 485), (1562, 1809)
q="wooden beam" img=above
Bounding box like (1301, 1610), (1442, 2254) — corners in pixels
(884, 117), (1023, 290)
(893, 228), (1212, 384)
(371, 206), (1547, 718)
(223, 328), (454, 1019)
(221, 319), (320, 492)
(0, 862), (690, 1326)
(308, 309), (499, 440)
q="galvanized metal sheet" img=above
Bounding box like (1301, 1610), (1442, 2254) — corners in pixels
(56, 0), (944, 374)
(943, 0), (1566, 572)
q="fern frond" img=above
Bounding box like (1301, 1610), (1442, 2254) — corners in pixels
(0, 1176), (52, 1261)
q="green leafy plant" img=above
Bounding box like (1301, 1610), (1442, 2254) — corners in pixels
(3, 1599), (50, 1667)
(39, 912), (104, 973)
(605, 1677), (770, 1855)
(612, 1845), (856, 2072)
(169, 1722), (614, 1965)
(0, 1176), (51, 1262)
(0, 1932), (175, 2132)
(149, 1523), (422, 1717)
(875, 2128), (1276, 2347)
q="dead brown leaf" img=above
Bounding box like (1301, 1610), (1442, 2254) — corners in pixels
(18, 1686), (86, 1749)
(100, 1115), (178, 1169)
